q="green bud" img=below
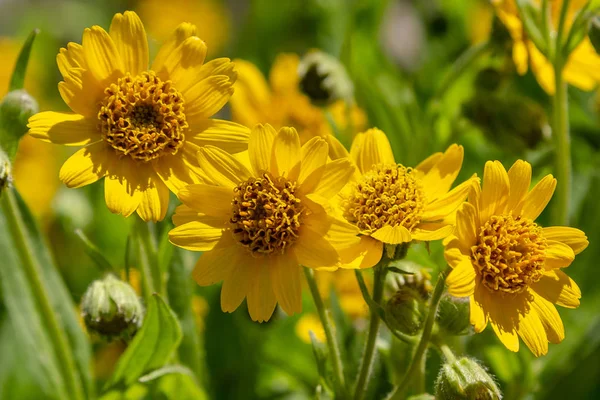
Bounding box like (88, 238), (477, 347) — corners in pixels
(385, 288), (426, 336)
(81, 274), (144, 341)
(388, 267), (433, 300)
(435, 357), (502, 400)
(590, 17), (600, 55)
(0, 149), (11, 195)
(0, 89), (39, 160)
(298, 50), (353, 106)
(437, 294), (472, 336)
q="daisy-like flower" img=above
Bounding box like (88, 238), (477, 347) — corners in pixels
(337, 128), (477, 268)
(444, 160), (588, 356)
(27, 11), (249, 221)
(230, 53), (366, 159)
(168, 124), (361, 322)
(493, 0), (600, 94)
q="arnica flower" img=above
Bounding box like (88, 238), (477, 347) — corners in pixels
(229, 53), (366, 159)
(336, 128), (477, 268)
(492, 0), (600, 94)
(168, 124), (360, 322)
(444, 160), (588, 356)
(27, 11), (249, 221)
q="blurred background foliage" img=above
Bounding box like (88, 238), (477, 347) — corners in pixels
(1, 0), (600, 399)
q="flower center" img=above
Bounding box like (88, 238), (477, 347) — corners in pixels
(230, 173), (304, 256)
(98, 71), (188, 162)
(471, 215), (547, 294)
(343, 164), (424, 233)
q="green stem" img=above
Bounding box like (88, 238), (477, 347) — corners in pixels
(1, 190), (84, 400)
(437, 342), (457, 363)
(133, 217), (163, 297)
(386, 267), (449, 400)
(551, 0), (572, 226)
(303, 267), (349, 399)
(353, 263), (388, 400)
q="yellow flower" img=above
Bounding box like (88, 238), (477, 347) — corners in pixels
(295, 313), (326, 344)
(317, 269), (370, 319)
(337, 128), (477, 268)
(444, 160), (588, 356)
(168, 124), (361, 322)
(492, 0), (600, 94)
(27, 11), (249, 221)
(137, 0), (230, 53)
(230, 54), (367, 158)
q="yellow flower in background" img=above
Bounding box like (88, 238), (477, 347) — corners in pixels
(444, 160), (588, 356)
(468, 0), (493, 45)
(27, 11), (249, 221)
(295, 313), (326, 343)
(336, 129), (477, 268)
(1, 38), (60, 219)
(317, 269), (370, 319)
(230, 54), (367, 159)
(137, 0), (230, 53)
(169, 124), (361, 322)
(492, 0), (600, 94)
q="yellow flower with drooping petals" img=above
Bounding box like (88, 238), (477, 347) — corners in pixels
(27, 11), (249, 221)
(168, 124), (361, 322)
(337, 129), (478, 268)
(230, 54), (367, 159)
(137, 0), (230, 53)
(444, 160), (588, 356)
(492, 0), (600, 94)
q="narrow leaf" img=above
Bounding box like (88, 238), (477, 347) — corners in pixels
(9, 29), (39, 91)
(75, 229), (115, 273)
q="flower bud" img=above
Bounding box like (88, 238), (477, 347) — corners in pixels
(385, 288), (426, 336)
(298, 50), (353, 106)
(0, 89), (39, 157)
(435, 357), (502, 400)
(437, 294), (472, 336)
(81, 274), (144, 341)
(0, 149), (11, 194)
(388, 267), (433, 300)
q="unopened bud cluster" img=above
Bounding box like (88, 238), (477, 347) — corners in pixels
(435, 357), (502, 400)
(385, 288), (426, 336)
(298, 50), (354, 106)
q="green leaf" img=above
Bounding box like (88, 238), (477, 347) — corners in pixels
(106, 293), (183, 389)
(589, 16), (600, 54)
(9, 29), (39, 91)
(0, 189), (93, 399)
(137, 365), (196, 383)
(75, 228), (115, 273)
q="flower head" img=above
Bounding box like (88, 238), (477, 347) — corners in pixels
(444, 160), (588, 356)
(337, 128), (477, 268)
(492, 0), (600, 94)
(230, 53), (366, 158)
(27, 11), (249, 221)
(168, 124), (360, 322)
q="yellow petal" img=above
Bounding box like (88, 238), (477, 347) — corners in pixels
(270, 127), (301, 179)
(295, 227), (339, 269)
(446, 258), (476, 297)
(411, 223), (454, 241)
(542, 226), (588, 255)
(490, 312), (520, 352)
(311, 158), (355, 198)
(246, 261), (277, 323)
(58, 68), (103, 117)
(545, 240), (575, 269)
(57, 42), (85, 76)
(104, 160), (142, 217)
(248, 123), (276, 175)
(371, 225), (412, 244)
(454, 202), (477, 249)
(151, 22), (197, 73)
(444, 237), (470, 267)
(338, 236), (383, 269)
(415, 152), (443, 174)
(160, 36), (208, 92)
(184, 75), (234, 119)
(28, 112), (100, 146)
(269, 53), (300, 93)
(187, 119), (250, 155)
(197, 146), (252, 188)
(168, 217), (225, 251)
(59, 142), (112, 188)
(517, 308), (548, 357)
(220, 248), (253, 312)
(270, 254), (302, 315)
(109, 11), (148, 75)
(82, 26), (123, 85)
(325, 135), (350, 160)
(177, 184), (233, 217)
(530, 291), (564, 344)
(517, 175), (557, 220)
(152, 154), (202, 193)
(350, 128), (395, 174)
(506, 159), (532, 211)
(298, 137), (328, 189)
(197, 58), (237, 82)
(136, 174), (170, 222)
(419, 144), (464, 201)
(470, 287), (488, 332)
(420, 176), (478, 220)
(480, 160), (509, 223)
(192, 236), (236, 286)
(230, 59), (271, 128)
(322, 216), (360, 251)
(172, 204), (199, 226)
(531, 270), (581, 308)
